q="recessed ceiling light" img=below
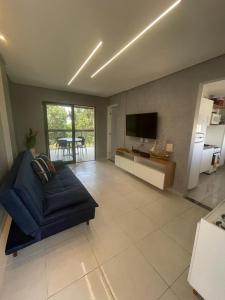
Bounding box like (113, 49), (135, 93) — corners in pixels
(0, 34), (7, 43)
(91, 0), (182, 78)
(67, 41), (103, 85)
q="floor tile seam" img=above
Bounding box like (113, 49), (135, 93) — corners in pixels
(132, 242), (170, 290)
(170, 266), (190, 300)
(82, 230), (116, 300)
(134, 230), (191, 288)
(160, 227), (193, 256)
(47, 265), (99, 299)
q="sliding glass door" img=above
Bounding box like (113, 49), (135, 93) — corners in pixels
(46, 104), (74, 162)
(45, 103), (95, 163)
(74, 106), (95, 162)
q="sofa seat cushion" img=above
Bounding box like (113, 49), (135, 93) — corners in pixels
(0, 190), (39, 238)
(44, 166), (82, 196)
(44, 186), (91, 216)
(41, 197), (98, 225)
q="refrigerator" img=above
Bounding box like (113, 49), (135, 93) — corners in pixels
(188, 98), (214, 189)
(188, 132), (205, 189)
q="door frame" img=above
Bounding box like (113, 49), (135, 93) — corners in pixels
(186, 76), (225, 192)
(107, 104), (118, 160)
(74, 104), (96, 162)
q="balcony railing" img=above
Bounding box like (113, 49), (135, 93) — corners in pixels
(48, 129), (95, 148)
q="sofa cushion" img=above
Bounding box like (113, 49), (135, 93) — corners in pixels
(38, 154), (56, 175)
(44, 166), (81, 196)
(0, 190), (39, 238)
(44, 186), (91, 216)
(31, 157), (51, 184)
(42, 197), (98, 225)
(14, 151), (44, 224)
(52, 160), (65, 172)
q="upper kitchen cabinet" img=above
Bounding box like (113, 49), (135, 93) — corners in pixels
(197, 98), (214, 134)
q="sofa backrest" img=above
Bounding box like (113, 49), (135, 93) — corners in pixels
(14, 151), (44, 224)
(0, 151), (25, 191)
(0, 189), (39, 238)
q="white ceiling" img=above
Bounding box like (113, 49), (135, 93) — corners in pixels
(203, 80), (225, 98)
(1, 0), (225, 97)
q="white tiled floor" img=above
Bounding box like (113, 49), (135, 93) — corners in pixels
(186, 166), (225, 209)
(0, 160), (208, 300)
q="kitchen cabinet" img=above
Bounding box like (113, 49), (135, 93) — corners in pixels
(188, 201), (225, 299)
(196, 98), (214, 134)
(200, 148), (214, 173)
(205, 125), (225, 166)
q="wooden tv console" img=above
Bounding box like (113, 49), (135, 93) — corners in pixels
(115, 150), (176, 190)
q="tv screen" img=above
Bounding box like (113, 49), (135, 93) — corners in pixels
(126, 112), (158, 139)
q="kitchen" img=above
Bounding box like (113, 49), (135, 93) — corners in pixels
(187, 79), (225, 209)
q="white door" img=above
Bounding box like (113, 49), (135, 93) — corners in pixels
(107, 107), (112, 159)
(107, 105), (118, 160)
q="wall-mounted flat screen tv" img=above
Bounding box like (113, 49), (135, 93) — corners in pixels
(126, 112), (158, 139)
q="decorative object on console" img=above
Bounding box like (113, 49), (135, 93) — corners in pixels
(130, 147), (150, 158)
(116, 147), (131, 154)
(166, 143), (174, 153)
(150, 140), (174, 160)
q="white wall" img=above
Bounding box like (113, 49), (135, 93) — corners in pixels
(9, 83), (107, 160)
(0, 56), (16, 232)
(109, 55), (225, 193)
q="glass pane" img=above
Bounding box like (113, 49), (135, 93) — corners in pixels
(46, 104), (74, 162)
(74, 106), (95, 162)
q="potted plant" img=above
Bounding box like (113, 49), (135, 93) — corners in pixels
(25, 128), (38, 156)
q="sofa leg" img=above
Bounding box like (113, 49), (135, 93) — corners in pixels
(86, 220), (90, 225)
(13, 252), (18, 258)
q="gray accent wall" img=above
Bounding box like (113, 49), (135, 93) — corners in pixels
(0, 58), (16, 232)
(109, 55), (225, 193)
(9, 83), (108, 160)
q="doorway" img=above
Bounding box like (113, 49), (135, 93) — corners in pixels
(44, 103), (95, 163)
(107, 104), (118, 161)
(186, 79), (225, 209)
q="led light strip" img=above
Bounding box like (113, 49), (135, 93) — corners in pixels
(91, 0), (181, 78)
(68, 41), (102, 85)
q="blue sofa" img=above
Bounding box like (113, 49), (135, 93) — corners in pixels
(0, 151), (98, 256)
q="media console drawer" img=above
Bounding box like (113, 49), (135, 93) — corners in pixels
(115, 154), (175, 190)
